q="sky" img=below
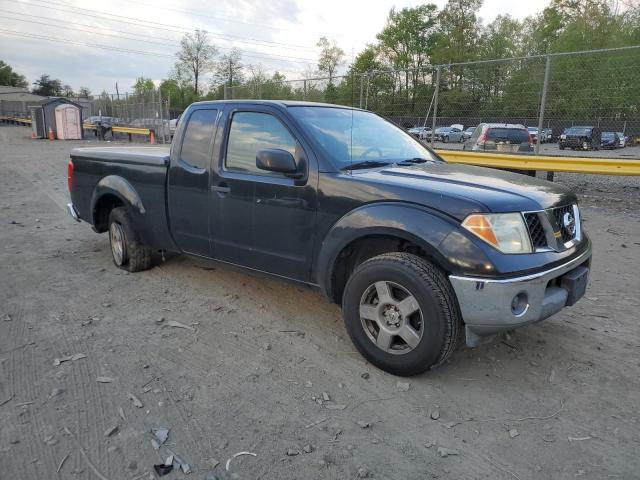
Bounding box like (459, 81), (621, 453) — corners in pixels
(0, 0), (551, 94)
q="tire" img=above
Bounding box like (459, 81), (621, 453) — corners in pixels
(559, 145), (564, 150)
(107, 207), (153, 272)
(341, 253), (462, 376)
(443, 136), (449, 143)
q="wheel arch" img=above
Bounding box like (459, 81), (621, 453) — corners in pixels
(315, 202), (458, 304)
(90, 175), (145, 232)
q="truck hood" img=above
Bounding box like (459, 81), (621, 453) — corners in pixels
(351, 161), (576, 218)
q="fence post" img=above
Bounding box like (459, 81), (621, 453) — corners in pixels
(359, 74), (364, 108)
(536, 55), (552, 180)
(303, 80), (307, 101)
(430, 66), (441, 145)
(224, 85), (228, 100)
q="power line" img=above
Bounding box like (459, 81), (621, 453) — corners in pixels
(19, 0), (324, 53)
(39, 0), (355, 40)
(0, 28), (174, 58)
(0, 14), (319, 64)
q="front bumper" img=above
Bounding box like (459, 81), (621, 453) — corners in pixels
(449, 245), (592, 346)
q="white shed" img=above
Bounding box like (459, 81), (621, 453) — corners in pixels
(54, 104), (82, 140)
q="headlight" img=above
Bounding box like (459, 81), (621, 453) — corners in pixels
(560, 134), (566, 140)
(462, 213), (532, 254)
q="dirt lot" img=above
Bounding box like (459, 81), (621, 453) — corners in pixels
(1, 124), (639, 480)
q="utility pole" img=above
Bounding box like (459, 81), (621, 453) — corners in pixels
(115, 82), (120, 101)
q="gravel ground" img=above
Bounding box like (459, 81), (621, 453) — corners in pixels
(1, 124), (639, 480)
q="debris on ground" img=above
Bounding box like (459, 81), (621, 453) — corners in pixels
(430, 410), (440, 420)
(151, 427), (169, 446)
(361, 372), (370, 379)
(286, 449), (300, 456)
(568, 435), (592, 442)
(166, 320), (195, 331)
(263, 343), (271, 350)
(305, 418), (327, 429)
(153, 462), (173, 476)
(56, 452), (70, 473)
(118, 407), (126, 421)
(53, 353), (87, 366)
(396, 382), (410, 392)
(1, 313), (12, 322)
(155, 316), (165, 324)
(96, 376), (115, 383)
(509, 428), (519, 438)
(437, 447), (459, 458)
(356, 421), (371, 429)
(445, 422), (460, 429)
(322, 392), (330, 401)
(127, 393), (143, 408)
(325, 403), (347, 410)
(303, 444), (313, 454)
(225, 451), (257, 471)
(357, 467), (372, 478)
(424, 441), (435, 448)
(103, 425), (118, 437)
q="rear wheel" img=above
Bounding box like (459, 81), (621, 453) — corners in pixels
(342, 253), (462, 376)
(108, 207), (153, 272)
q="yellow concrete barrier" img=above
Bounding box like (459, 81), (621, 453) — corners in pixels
(436, 149), (640, 176)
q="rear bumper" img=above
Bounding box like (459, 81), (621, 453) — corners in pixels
(449, 244), (592, 346)
(66, 202), (80, 222)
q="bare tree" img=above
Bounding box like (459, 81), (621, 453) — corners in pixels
(175, 29), (217, 95)
(213, 48), (244, 88)
(316, 37), (345, 85)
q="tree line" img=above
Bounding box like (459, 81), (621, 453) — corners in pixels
(2, 0), (639, 122)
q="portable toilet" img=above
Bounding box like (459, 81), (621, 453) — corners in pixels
(55, 104), (82, 139)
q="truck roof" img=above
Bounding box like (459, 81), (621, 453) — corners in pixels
(190, 99), (363, 110)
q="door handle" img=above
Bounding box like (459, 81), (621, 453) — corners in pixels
(211, 183), (231, 195)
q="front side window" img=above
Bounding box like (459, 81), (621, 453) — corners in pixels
(288, 107), (438, 169)
(180, 109), (217, 169)
(226, 112), (297, 175)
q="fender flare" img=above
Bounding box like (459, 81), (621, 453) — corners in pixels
(315, 202), (461, 299)
(90, 175), (146, 226)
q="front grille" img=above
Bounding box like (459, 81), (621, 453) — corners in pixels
(553, 204), (576, 243)
(524, 213), (548, 249)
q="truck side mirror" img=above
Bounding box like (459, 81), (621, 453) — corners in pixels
(256, 148), (298, 174)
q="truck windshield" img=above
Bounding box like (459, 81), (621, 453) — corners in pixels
(288, 106), (439, 169)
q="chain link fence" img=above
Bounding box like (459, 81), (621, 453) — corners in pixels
(227, 46), (640, 156)
(82, 91), (172, 143)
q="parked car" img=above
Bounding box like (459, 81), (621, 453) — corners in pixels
(616, 132), (627, 148)
(559, 126), (601, 151)
(67, 100), (591, 376)
(462, 126), (476, 141)
(600, 132), (622, 149)
(433, 126), (464, 143)
(542, 128), (553, 143)
(407, 126), (430, 139)
(463, 123), (533, 153)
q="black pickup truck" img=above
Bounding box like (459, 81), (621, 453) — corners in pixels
(67, 100), (591, 376)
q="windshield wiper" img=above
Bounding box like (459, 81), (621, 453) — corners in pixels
(396, 157), (432, 165)
(341, 160), (392, 171)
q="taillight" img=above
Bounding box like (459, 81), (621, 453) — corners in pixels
(67, 160), (74, 192)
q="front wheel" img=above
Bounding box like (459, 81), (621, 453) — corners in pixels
(108, 207), (153, 272)
(342, 253), (462, 376)
(443, 136), (449, 143)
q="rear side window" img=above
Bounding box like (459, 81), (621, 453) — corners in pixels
(226, 112), (296, 175)
(486, 128), (529, 143)
(180, 109), (218, 169)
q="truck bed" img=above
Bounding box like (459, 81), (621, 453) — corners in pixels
(69, 145), (175, 251)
